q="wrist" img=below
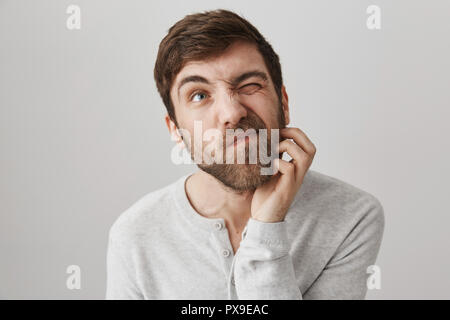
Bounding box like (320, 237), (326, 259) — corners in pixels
(251, 213), (285, 223)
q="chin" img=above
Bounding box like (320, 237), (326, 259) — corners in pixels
(198, 163), (273, 192)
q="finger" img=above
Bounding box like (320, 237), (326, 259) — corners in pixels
(278, 139), (310, 181)
(280, 127), (316, 157)
(274, 158), (296, 190)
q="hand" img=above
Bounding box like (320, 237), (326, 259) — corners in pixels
(251, 127), (316, 223)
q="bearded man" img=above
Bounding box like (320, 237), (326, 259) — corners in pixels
(106, 9), (384, 300)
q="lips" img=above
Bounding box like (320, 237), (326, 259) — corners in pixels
(225, 130), (258, 148)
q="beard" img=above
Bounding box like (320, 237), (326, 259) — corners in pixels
(184, 102), (286, 192)
(200, 163), (270, 192)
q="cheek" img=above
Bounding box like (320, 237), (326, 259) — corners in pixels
(239, 94), (279, 127)
(178, 119), (217, 146)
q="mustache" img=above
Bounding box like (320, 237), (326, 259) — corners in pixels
(222, 117), (267, 146)
(225, 114), (267, 134)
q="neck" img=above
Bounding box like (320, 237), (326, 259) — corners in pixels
(185, 170), (253, 230)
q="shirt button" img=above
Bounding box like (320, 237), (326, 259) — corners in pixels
(222, 249), (230, 257)
(214, 222), (223, 230)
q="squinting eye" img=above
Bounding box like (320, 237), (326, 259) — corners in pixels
(191, 92), (208, 102)
(239, 83), (262, 95)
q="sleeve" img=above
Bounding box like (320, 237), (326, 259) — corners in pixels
(302, 198), (385, 300)
(231, 218), (303, 300)
(105, 231), (144, 300)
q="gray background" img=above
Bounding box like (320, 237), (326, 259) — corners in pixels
(1, 0), (449, 299)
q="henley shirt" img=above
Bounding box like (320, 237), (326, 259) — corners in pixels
(106, 169), (385, 299)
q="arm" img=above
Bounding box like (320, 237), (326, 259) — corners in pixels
(232, 127), (315, 299)
(232, 218), (302, 299)
(303, 199), (385, 299)
(105, 232), (143, 300)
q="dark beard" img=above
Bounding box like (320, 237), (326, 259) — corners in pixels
(198, 162), (272, 192)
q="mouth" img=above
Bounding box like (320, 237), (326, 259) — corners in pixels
(226, 130), (258, 148)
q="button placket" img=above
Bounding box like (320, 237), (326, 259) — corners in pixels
(210, 220), (236, 298)
(222, 249), (230, 257)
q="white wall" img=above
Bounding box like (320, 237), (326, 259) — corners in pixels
(1, 0), (449, 299)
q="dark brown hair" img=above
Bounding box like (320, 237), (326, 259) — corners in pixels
(153, 9), (283, 127)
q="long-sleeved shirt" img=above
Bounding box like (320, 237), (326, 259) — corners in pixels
(106, 169), (385, 299)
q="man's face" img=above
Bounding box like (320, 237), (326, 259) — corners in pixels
(169, 41), (288, 191)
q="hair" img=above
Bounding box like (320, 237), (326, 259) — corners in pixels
(153, 9), (284, 127)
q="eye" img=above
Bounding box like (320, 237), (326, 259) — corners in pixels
(239, 83), (262, 95)
(190, 92), (208, 102)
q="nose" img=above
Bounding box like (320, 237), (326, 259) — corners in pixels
(215, 91), (247, 129)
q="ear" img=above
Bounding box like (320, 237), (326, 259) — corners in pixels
(281, 85), (290, 126)
(165, 114), (184, 147)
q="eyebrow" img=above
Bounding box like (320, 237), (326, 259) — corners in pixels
(177, 70), (268, 99)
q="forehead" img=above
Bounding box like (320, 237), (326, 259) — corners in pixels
(171, 41), (269, 91)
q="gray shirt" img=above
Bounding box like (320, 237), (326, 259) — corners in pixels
(106, 169), (385, 299)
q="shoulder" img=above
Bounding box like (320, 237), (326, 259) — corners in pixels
(108, 177), (182, 246)
(288, 170), (385, 245)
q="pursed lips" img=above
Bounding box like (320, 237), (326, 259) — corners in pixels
(225, 130), (258, 147)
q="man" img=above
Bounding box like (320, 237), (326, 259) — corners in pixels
(106, 9), (384, 300)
